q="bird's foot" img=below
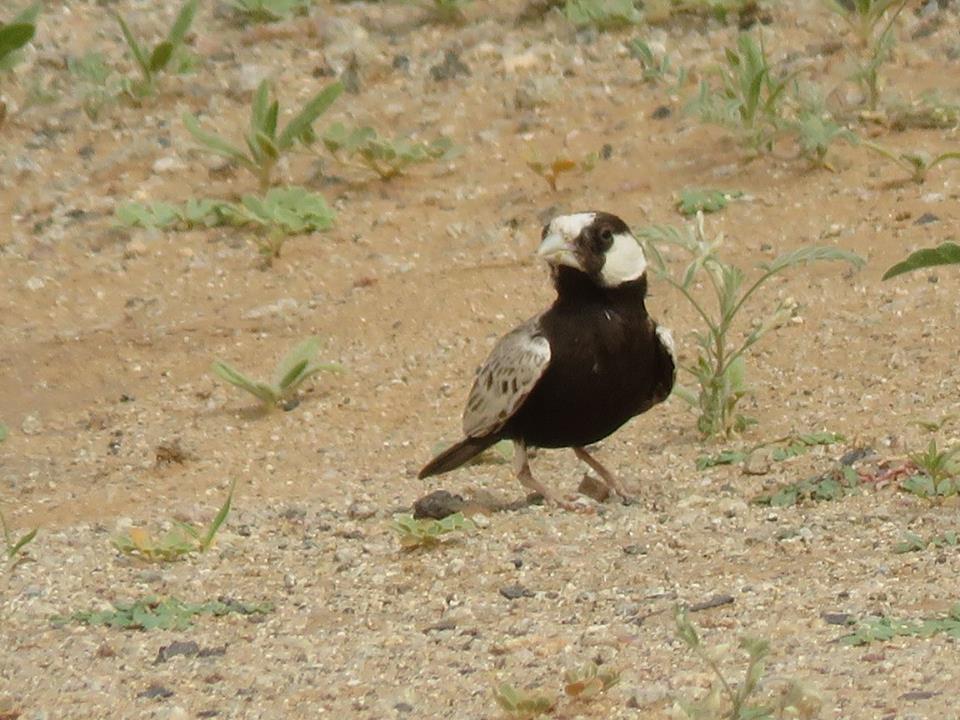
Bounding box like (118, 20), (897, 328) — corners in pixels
(573, 447), (637, 505)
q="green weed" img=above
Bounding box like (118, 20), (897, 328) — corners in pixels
(0, 3), (38, 74)
(788, 96), (858, 170)
(2, 508), (38, 570)
(674, 606), (822, 719)
(689, 32), (794, 154)
(645, 0), (759, 23)
(883, 242), (960, 280)
(563, 662), (620, 699)
(626, 38), (686, 86)
(228, 0), (313, 22)
(0, 422), (7, 441)
(322, 122), (456, 180)
(640, 215), (863, 437)
(114, 0), (198, 99)
(184, 79), (343, 191)
(753, 466), (862, 507)
(410, 0), (473, 24)
(837, 604), (960, 646)
(892, 530), (958, 554)
(564, 0), (642, 29)
(68, 52), (121, 121)
(696, 431), (844, 470)
(899, 439), (960, 499)
(212, 337), (340, 411)
(676, 188), (742, 216)
(392, 512), (474, 550)
(112, 480), (235, 562)
(492, 683), (557, 719)
(863, 142), (960, 184)
(526, 150), (598, 192)
(59, 596), (272, 631)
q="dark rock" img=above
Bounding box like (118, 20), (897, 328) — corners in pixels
(900, 690), (940, 701)
(839, 447), (872, 466)
(499, 584), (534, 600)
(688, 595), (734, 612)
(412, 490), (465, 519)
(622, 544), (646, 556)
(392, 54), (410, 72)
(138, 683), (174, 699)
(394, 702), (414, 713)
(821, 612), (853, 626)
(155, 640), (200, 664)
(430, 50), (470, 82)
(423, 619), (457, 633)
(197, 645), (227, 658)
(651, 105), (671, 119)
(915, 212), (939, 225)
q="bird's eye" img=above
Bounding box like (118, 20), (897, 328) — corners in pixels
(598, 227), (614, 250)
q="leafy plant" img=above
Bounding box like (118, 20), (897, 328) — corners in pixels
(492, 683), (556, 719)
(696, 431), (844, 470)
(212, 337), (340, 411)
(645, 0), (758, 23)
(184, 79), (344, 191)
(526, 151), (598, 192)
(391, 512), (474, 550)
(114, 0), (198, 99)
(689, 32), (794, 153)
(789, 103), (858, 170)
(753, 466), (862, 507)
(893, 530), (958, 554)
(640, 215), (864, 437)
(68, 51), (121, 121)
(112, 480), (235, 562)
(0, 3), (38, 73)
(2, 508), (37, 570)
(883, 242), (960, 280)
(410, 0), (473, 24)
(899, 439), (960, 499)
(563, 662), (620, 699)
(228, 0), (313, 22)
(322, 122), (456, 180)
(626, 38), (686, 86)
(863, 142), (960, 184)
(564, 0), (642, 29)
(0, 422), (7, 442)
(674, 607), (822, 719)
(676, 188), (742, 216)
(837, 604), (960, 646)
(60, 596), (272, 631)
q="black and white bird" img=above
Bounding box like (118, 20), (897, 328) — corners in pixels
(419, 211), (676, 507)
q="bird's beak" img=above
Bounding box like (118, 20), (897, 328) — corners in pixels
(537, 232), (580, 270)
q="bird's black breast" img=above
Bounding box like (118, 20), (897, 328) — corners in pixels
(503, 278), (674, 448)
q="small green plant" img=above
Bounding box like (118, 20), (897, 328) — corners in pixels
(863, 143), (960, 184)
(676, 188), (742, 216)
(59, 596), (272, 631)
(899, 439), (960, 499)
(837, 604), (960, 646)
(689, 32), (794, 154)
(824, 0), (907, 110)
(563, 662), (620, 699)
(322, 122), (456, 181)
(492, 683), (557, 719)
(626, 38), (686, 86)
(185, 79), (343, 191)
(410, 0), (473, 24)
(564, 0), (642, 29)
(114, 0), (198, 99)
(212, 337), (340, 411)
(696, 431), (844, 470)
(112, 480), (235, 562)
(753, 466), (861, 507)
(0, 3), (38, 73)
(883, 242), (960, 280)
(640, 215), (863, 437)
(0, 421), (7, 441)
(2, 508), (38, 570)
(228, 0), (313, 22)
(526, 150), (598, 192)
(391, 512), (474, 550)
(789, 102), (858, 171)
(893, 530), (958, 554)
(674, 606), (821, 719)
(68, 51), (121, 121)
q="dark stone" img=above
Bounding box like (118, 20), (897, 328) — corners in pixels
(915, 212), (939, 225)
(821, 612), (853, 626)
(392, 54), (410, 71)
(622, 544), (646, 556)
(839, 447), (872, 466)
(155, 640), (200, 664)
(138, 683), (174, 699)
(412, 490), (465, 519)
(900, 690), (940, 701)
(394, 702), (414, 713)
(430, 50), (470, 82)
(688, 595), (734, 612)
(499, 584), (534, 600)
(651, 105), (672, 119)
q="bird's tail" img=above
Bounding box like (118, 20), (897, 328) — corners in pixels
(418, 435), (501, 479)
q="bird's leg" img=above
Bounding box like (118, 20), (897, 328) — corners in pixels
(573, 446), (634, 502)
(513, 440), (570, 508)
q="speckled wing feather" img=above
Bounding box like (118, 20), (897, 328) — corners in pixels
(462, 318), (551, 438)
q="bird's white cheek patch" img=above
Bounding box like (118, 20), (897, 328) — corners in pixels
(656, 325), (676, 363)
(601, 233), (647, 287)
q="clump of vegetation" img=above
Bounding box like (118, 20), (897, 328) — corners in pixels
(0, 4), (38, 72)
(645, 0), (760, 23)
(492, 683), (556, 719)
(228, 0), (313, 23)
(563, 662), (620, 699)
(689, 32), (794, 154)
(526, 150), (598, 192)
(184, 79), (343, 191)
(883, 241), (960, 280)
(564, 0), (642, 29)
(696, 431), (844, 470)
(640, 215), (864, 437)
(68, 52), (121, 121)
(753, 466), (862, 507)
(676, 188), (742, 217)
(411, 0), (473, 24)
(392, 512), (474, 550)
(837, 604), (960, 646)
(893, 530), (958, 554)
(114, 0), (198, 99)
(863, 143), (960, 184)
(673, 606), (822, 719)
(322, 122), (456, 180)
(212, 337), (340, 411)
(2, 507), (38, 570)
(112, 481), (235, 562)
(899, 439), (960, 499)
(626, 38), (686, 86)
(59, 596), (272, 631)
(788, 94), (859, 170)
(0, 422), (7, 441)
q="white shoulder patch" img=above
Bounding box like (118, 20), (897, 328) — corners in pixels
(600, 232), (647, 287)
(462, 320), (551, 438)
(656, 325), (676, 363)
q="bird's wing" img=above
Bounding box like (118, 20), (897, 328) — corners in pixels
(462, 318), (551, 438)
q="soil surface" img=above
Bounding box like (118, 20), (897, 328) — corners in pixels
(2, 1), (960, 719)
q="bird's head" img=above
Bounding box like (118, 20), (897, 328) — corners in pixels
(537, 211), (647, 289)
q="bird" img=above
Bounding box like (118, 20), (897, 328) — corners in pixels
(418, 211), (676, 508)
